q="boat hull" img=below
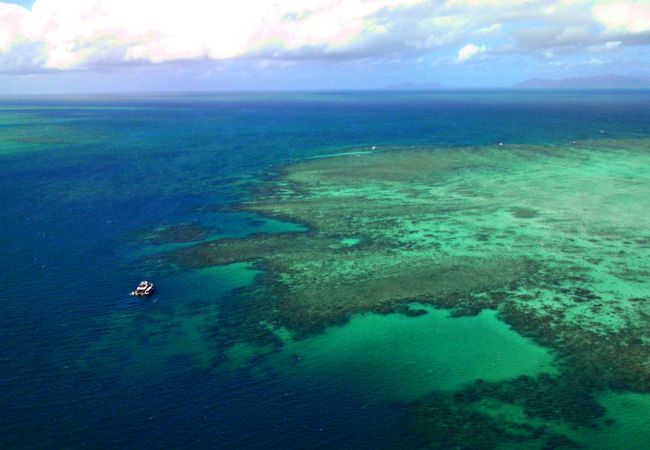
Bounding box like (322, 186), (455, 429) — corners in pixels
(130, 283), (154, 296)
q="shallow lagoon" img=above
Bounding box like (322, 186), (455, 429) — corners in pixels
(255, 306), (557, 402)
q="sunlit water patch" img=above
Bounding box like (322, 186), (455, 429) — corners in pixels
(585, 391), (650, 449)
(227, 306), (556, 402)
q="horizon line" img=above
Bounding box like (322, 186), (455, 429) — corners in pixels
(5, 87), (650, 98)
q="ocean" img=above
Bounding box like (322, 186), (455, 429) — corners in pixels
(2, 90), (650, 449)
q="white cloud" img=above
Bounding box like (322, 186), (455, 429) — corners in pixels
(456, 43), (485, 62)
(0, 3), (29, 52)
(0, 0), (649, 74)
(0, 0), (429, 71)
(589, 40), (622, 52)
(476, 23), (502, 35)
(547, 56), (604, 67)
(593, 1), (650, 34)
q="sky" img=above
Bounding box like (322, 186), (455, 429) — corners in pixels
(0, 0), (650, 93)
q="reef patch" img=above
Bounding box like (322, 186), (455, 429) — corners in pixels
(157, 139), (650, 447)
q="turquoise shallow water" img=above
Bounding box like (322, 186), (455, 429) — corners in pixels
(2, 91), (650, 449)
(252, 307), (557, 402)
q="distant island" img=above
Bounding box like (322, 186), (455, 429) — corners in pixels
(384, 81), (444, 90)
(512, 74), (650, 89)
(384, 76), (650, 90)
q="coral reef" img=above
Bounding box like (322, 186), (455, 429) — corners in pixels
(156, 139), (650, 447)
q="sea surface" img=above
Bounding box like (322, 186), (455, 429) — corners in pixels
(2, 90), (650, 449)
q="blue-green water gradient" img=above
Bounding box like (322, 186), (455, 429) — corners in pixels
(2, 91), (650, 448)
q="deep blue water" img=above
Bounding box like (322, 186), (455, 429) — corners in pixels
(2, 90), (650, 449)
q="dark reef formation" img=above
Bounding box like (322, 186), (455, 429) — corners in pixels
(141, 223), (211, 244)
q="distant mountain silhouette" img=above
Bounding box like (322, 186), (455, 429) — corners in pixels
(385, 81), (444, 90)
(512, 74), (650, 89)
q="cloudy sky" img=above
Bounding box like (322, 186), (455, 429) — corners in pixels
(1, 0), (649, 93)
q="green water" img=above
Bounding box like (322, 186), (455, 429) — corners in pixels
(5, 92), (650, 449)
(228, 306), (556, 402)
(494, 391), (650, 449)
(587, 392), (650, 448)
(227, 304), (650, 448)
(83, 262), (261, 372)
(182, 138), (650, 447)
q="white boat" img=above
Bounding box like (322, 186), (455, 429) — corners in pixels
(131, 280), (154, 296)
